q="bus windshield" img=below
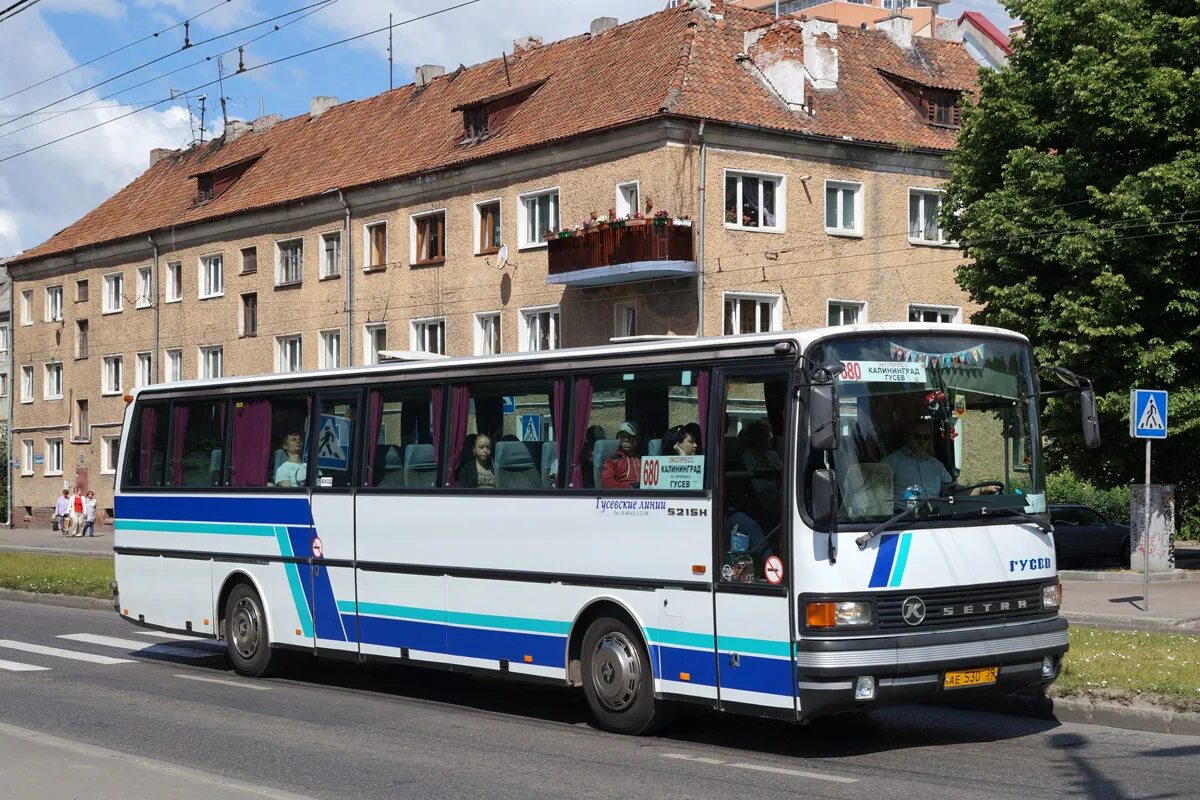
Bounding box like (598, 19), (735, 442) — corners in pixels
(813, 333), (1044, 525)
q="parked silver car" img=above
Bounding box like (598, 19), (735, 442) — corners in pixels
(1050, 504), (1131, 565)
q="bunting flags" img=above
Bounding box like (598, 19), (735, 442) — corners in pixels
(889, 342), (984, 368)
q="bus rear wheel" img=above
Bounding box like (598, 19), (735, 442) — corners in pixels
(225, 583), (285, 678)
(580, 616), (670, 735)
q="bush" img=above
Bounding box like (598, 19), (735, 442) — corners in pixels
(1046, 470), (1131, 524)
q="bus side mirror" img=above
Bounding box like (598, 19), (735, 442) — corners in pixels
(811, 469), (839, 531)
(1080, 387), (1101, 449)
(810, 384), (840, 451)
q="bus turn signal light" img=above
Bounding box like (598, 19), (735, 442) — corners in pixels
(807, 602), (837, 628)
(806, 600), (872, 628)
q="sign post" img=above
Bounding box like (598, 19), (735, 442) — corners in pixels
(1130, 389), (1168, 612)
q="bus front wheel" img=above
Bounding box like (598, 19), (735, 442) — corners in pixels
(580, 616), (670, 735)
(224, 583), (285, 678)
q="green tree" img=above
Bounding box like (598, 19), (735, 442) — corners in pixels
(945, 0), (1200, 520)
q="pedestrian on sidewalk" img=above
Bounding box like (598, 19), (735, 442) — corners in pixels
(53, 488), (70, 535)
(68, 487), (86, 537)
(83, 490), (97, 537)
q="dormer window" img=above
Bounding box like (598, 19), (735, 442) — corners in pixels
(453, 79), (546, 144)
(190, 152), (263, 205)
(879, 71), (964, 129)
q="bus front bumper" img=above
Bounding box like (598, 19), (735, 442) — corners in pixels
(795, 616), (1068, 719)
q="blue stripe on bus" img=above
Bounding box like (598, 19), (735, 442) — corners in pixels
(115, 495), (313, 526)
(654, 644), (718, 687)
(716, 651), (795, 697)
(868, 533), (899, 588)
(888, 532), (912, 588)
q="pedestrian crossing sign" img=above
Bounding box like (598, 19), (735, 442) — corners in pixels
(1130, 389), (1168, 439)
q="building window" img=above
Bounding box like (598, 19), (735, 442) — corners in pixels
(363, 324), (387, 365)
(200, 345), (223, 379)
(475, 200), (501, 254)
(276, 238), (304, 286)
(908, 304), (961, 324)
(102, 273), (124, 313)
(277, 334), (303, 373)
(614, 301), (637, 338)
(102, 355), (124, 395)
(74, 399), (88, 440)
(724, 171), (783, 231)
(909, 189), (948, 245)
(0, 324), (9, 354)
(199, 254), (223, 298)
(136, 352), (152, 386)
(44, 362), (63, 399)
(241, 292), (258, 337)
(75, 279), (88, 302)
(827, 300), (866, 326)
(74, 319), (89, 359)
(519, 306), (560, 352)
(474, 312), (501, 355)
(365, 221), (387, 269)
(410, 317), (446, 354)
(615, 181), (640, 218)
(321, 231), (342, 278)
(101, 435), (120, 474)
(412, 211), (446, 265)
(45, 285), (64, 321)
(165, 261), (182, 302)
(20, 289), (32, 325)
(136, 266), (152, 307)
(240, 246), (258, 274)
(165, 349), (183, 382)
(824, 180), (863, 236)
(519, 188), (559, 248)
(319, 330), (341, 369)
(723, 293), (781, 334)
(20, 365), (33, 403)
(0, 374), (5, 397)
(45, 437), (64, 476)
(21, 439), (34, 476)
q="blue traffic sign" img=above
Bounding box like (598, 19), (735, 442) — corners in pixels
(502, 395), (516, 414)
(520, 414), (542, 442)
(1130, 389), (1168, 439)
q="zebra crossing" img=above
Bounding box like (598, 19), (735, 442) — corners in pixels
(0, 629), (227, 673)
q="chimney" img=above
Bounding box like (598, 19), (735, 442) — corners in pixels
(743, 18), (837, 109)
(251, 114), (282, 133)
(513, 35), (542, 56)
(415, 64), (445, 88)
(590, 17), (617, 37)
(224, 119), (251, 141)
(877, 14), (913, 50)
(149, 148), (175, 168)
(309, 95), (338, 119)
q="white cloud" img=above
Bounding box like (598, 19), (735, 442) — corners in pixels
(42, 0), (126, 20)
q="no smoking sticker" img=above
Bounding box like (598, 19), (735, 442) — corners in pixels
(312, 537), (324, 559)
(764, 555), (784, 585)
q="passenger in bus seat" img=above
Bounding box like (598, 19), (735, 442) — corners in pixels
(665, 425), (699, 456)
(456, 433), (496, 488)
(684, 422), (703, 454)
(601, 421), (641, 490)
(273, 432), (307, 487)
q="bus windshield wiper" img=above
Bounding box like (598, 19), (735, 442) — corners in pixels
(856, 501), (933, 549)
(942, 496), (1052, 533)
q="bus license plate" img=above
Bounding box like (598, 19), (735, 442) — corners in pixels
(943, 667), (998, 689)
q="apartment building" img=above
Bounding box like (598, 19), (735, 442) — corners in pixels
(5, 2), (979, 526)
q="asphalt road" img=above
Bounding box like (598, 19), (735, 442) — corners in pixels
(1, 599), (1197, 800)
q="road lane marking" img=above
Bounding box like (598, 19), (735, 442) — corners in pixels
(662, 753), (726, 765)
(0, 658), (49, 672)
(57, 633), (224, 659)
(659, 753), (858, 784)
(0, 639), (136, 665)
(174, 674), (271, 690)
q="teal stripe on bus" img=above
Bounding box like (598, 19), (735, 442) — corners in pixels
(714, 634), (792, 658)
(114, 520), (279, 537)
(275, 526), (314, 638)
(344, 601), (568, 635)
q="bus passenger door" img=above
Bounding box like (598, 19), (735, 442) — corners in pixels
(308, 392), (361, 653)
(712, 370), (797, 717)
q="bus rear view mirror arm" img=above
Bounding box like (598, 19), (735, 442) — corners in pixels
(1042, 366), (1101, 449)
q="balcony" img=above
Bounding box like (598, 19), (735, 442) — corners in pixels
(545, 221), (695, 287)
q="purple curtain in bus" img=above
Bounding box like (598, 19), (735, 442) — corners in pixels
(230, 399), (271, 487)
(550, 378), (565, 488)
(138, 406), (158, 485)
(697, 369), (710, 449)
(570, 377), (593, 488)
(170, 404), (189, 486)
(364, 390), (384, 486)
(445, 386), (468, 486)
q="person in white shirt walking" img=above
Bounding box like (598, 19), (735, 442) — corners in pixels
(53, 489), (70, 535)
(83, 490), (98, 537)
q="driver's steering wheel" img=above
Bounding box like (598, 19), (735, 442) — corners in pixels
(953, 481), (1004, 495)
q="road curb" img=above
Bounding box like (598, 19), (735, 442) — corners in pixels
(1059, 569), (1198, 582)
(0, 587), (113, 611)
(944, 694), (1200, 737)
(1063, 612), (1200, 633)
(0, 544), (113, 560)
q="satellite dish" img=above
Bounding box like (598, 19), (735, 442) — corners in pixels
(495, 243), (509, 270)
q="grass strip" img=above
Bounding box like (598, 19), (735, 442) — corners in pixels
(0, 552), (115, 599)
(1053, 626), (1200, 711)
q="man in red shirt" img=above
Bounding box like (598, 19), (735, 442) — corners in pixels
(601, 421), (642, 490)
(68, 487), (86, 537)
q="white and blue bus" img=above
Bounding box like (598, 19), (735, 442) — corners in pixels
(113, 323), (1098, 733)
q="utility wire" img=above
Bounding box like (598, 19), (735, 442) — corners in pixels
(0, 0), (43, 24)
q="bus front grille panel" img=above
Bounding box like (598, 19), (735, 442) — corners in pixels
(876, 582), (1045, 629)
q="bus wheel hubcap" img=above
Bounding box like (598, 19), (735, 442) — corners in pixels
(231, 597), (261, 660)
(591, 632), (641, 712)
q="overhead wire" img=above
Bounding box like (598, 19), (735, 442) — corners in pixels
(0, 0), (43, 24)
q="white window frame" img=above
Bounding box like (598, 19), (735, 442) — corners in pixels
(20, 289), (32, 325)
(101, 435), (121, 475)
(824, 179), (864, 237)
(45, 437), (64, 476)
(518, 305), (561, 352)
(0, 373), (6, 397)
(45, 285), (64, 322)
(165, 349), (183, 383)
(908, 187), (952, 246)
(136, 266), (152, 308)
(613, 301), (637, 339)
(473, 311), (501, 356)
(363, 324), (387, 365)
(907, 303), (962, 324)
(722, 291), (783, 334)
(410, 317), (446, 355)
(276, 334), (303, 373)
(102, 273), (124, 313)
(21, 439), (34, 476)
(409, 209), (448, 265)
(517, 187), (560, 250)
(165, 261), (182, 302)
(319, 330), (341, 369)
(0, 324), (9, 354)
(615, 180), (640, 219)
(320, 231), (342, 278)
(827, 299), (867, 326)
(199, 345), (223, 379)
(135, 352), (152, 387)
(20, 364), (33, 403)
(363, 220), (388, 270)
(473, 198), (502, 256)
(102, 355), (124, 395)
(198, 253), (224, 299)
(43, 361), (63, 399)
(275, 238), (304, 286)
(723, 169), (785, 232)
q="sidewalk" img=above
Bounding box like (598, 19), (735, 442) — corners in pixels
(0, 524), (112, 558)
(1060, 576), (1200, 632)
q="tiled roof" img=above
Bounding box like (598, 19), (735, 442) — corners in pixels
(13, 2), (979, 265)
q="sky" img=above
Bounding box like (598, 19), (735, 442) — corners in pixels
(0, 0), (1016, 258)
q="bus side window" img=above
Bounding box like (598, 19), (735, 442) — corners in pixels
(448, 378), (561, 490)
(167, 400), (227, 487)
(122, 402), (170, 488)
(360, 385), (442, 490)
(228, 394), (311, 488)
(314, 396), (358, 488)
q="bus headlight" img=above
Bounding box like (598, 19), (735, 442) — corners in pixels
(1042, 583), (1062, 609)
(806, 600), (872, 628)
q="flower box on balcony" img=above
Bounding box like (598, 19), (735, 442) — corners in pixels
(624, 218), (647, 227)
(673, 218), (692, 227)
